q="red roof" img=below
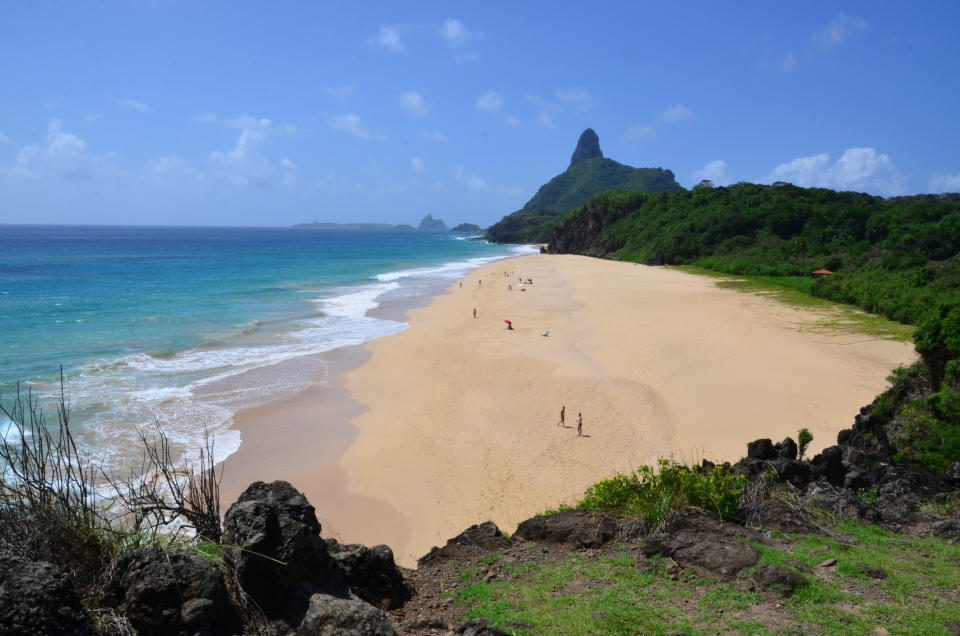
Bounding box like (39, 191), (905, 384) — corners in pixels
(811, 269), (833, 275)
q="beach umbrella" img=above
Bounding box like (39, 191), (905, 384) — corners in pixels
(504, 319), (512, 324)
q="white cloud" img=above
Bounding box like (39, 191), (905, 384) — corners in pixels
(691, 160), (731, 186)
(369, 24), (404, 52)
(767, 147), (906, 196)
(190, 113), (296, 135)
(659, 104), (695, 123)
(536, 110), (556, 129)
(555, 89), (595, 111)
(280, 157), (299, 188)
(320, 84), (356, 99)
(329, 113), (386, 141)
(117, 98), (152, 113)
(815, 13), (866, 50)
(145, 155), (205, 182)
(11, 119), (95, 180)
(421, 128), (448, 142)
(476, 90), (504, 114)
(929, 172), (960, 193)
(0, 132), (10, 144)
(624, 124), (654, 141)
(440, 18), (471, 47)
(411, 157), (425, 172)
(209, 128), (270, 187)
(82, 112), (102, 125)
(399, 90), (430, 117)
(453, 166), (489, 193)
(504, 114), (522, 127)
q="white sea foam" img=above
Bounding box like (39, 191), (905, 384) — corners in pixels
(32, 241), (530, 475)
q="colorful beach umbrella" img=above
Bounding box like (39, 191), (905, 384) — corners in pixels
(504, 319), (512, 324)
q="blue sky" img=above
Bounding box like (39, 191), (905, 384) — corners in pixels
(2, 1), (959, 227)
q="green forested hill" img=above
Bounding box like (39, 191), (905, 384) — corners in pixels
(484, 129), (680, 243)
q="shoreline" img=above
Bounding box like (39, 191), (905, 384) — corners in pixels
(224, 253), (916, 567)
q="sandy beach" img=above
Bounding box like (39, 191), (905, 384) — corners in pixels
(224, 254), (915, 567)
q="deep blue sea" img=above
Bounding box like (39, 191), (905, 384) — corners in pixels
(0, 225), (532, 465)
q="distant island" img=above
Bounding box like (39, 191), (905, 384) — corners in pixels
(294, 215), (484, 234)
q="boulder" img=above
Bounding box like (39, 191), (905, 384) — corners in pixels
(742, 498), (822, 534)
(775, 437), (798, 461)
(803, 481), (880, 523)
(324, 540), (411, 610)
(931, 518), (960, 544)
(810, 445), (845, 486)
(418, 522), (510, 567)
(0, 557), (93, 636)
(453, 618), (513, 636)
(944, 461), (960, 486)
(747, 438), (777, 461)
(513, 509), (619, 548)
(296, 593), (395, 636)
(749, 564), (807, 597)
(642, 508), (762, 579)
(109, 547), (238, 636)
(222, 481), (348, 627)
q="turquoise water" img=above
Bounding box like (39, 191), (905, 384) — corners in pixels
(0, 225), (531, 464)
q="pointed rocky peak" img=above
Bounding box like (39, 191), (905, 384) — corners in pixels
(569, 128), (603, 167)
(417, 214), (448, 231)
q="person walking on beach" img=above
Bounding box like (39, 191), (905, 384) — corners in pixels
(559, 405), (565, 427)
(473, 308), (477, 318)
(577, 413), (583, 436)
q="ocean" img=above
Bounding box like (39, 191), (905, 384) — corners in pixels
(0, 225), (533, 468)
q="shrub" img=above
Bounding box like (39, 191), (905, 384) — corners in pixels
(797, 428), (814, 461)
(578, 459), (747, 527)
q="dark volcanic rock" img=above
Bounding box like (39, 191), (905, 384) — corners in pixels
(944, 461), (960, 486)
(776, 437), (799, 460)
(418, 521), (511, 567)
(453, 618), (513, 636)
(747, 438), (777, 460)
(0, 557), (93, 636)
(109, 547), (238, 636)
(569, 128), (603, 167)
(642, 508), (763, 579)
(803, 480), (880, 522)
(810, 445), (846, 486)
(222, 481), (348, 627)
(750, 564), (807, 597)
(931, 518), (960, 544)
(513, 509), (619, 548)
(743, 498), (822, 534)
(297, 593), (395, 636)
(325, 540), (411, 610)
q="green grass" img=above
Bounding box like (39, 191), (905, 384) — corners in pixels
(450, 517), (960, 635)
(673, 265), (915, 342)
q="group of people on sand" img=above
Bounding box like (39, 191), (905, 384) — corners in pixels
(558, 405), (583, 436)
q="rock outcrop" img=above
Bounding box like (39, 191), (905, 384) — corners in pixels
(417, 214), (447, 231)
(418, 521), (511, 567)
(297, 593), (396, 636)
(642, 508), (764, 580)
(0, 557), (93, 636)
(569, 128), (603, 167)
(513, 509), (620, 548)
(222, 480), (349, 628)
(109, 547), (238, 635)
(325, 540), (411, 610)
